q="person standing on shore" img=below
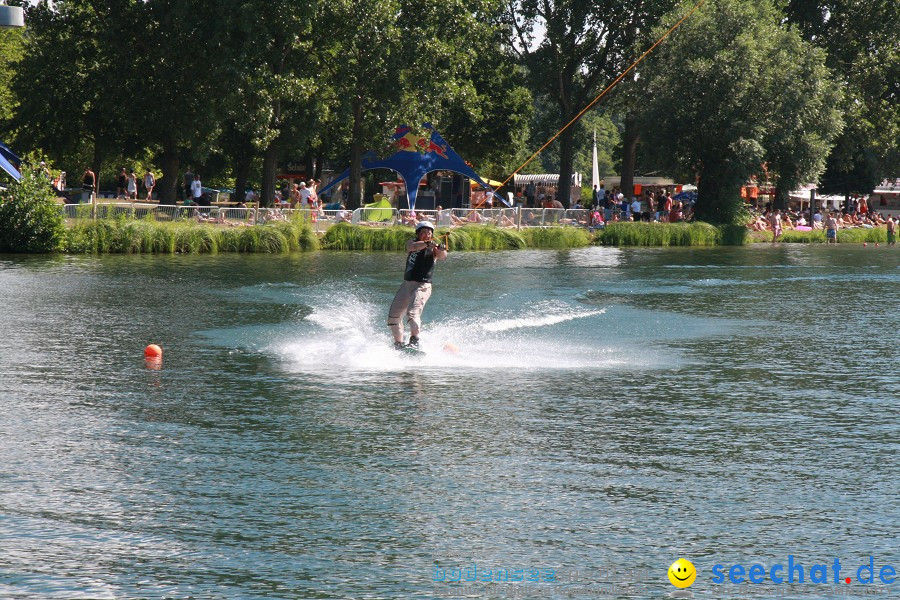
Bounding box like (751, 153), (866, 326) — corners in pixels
(143, 169), (155, 201)
(298, 181), (312, 209)
(82, 167), (96, 195)
(191, 174), (203, 204)
(825, 212), (839, 244)
(116, 168), (127, 199)
(770, 208), (783, 242)
(387, 221), (447, 349)
(887, 216), (896, 246)
(183, 168), (193, 201)
(126, 171), (138, 200)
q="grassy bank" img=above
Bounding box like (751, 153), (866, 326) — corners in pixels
(595, 222), (747, 246)
(780, 227), (888, 244)
(321, 223), (593, 251)
(748, 227), (889, 244)
(64, 218), (319, 254)
(52, 219), (891, 254)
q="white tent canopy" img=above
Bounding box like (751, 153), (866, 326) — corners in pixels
(600, 176), (675, 188)
(514, 173), (582, 187)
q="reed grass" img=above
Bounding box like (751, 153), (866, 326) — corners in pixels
(62, 220), (315, 254)
(519, 227), (593, 248)
(322, 223), (531, 251)
(321, 223), (414, 250)
(444, 226), (527, 250)
(778, 227), (888, 244)
(596, 222), (723, 246)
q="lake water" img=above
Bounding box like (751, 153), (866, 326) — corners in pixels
(0, 245), (897, 599)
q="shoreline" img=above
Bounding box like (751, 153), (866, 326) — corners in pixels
(50, 221), (893, 254)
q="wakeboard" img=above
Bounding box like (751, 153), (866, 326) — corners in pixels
(397, 344), (426, 356)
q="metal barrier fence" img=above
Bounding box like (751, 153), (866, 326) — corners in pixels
(62, 201), (600, 231)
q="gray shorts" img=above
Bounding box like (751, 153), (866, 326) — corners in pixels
(387, 280), (433, 335)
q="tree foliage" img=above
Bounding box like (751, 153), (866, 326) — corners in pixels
(0, 29), (23, 135)
(0, 160), (66, 253)
(638, 0), (842, 223)
(10, 0), (139, 179)
(507, 0), (677, 206)
(3, 0), (892, 217)
(785, 0), (900, 184)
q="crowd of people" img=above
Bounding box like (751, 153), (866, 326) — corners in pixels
(747, 200), (896, 244)
(71, 168), (897, 244)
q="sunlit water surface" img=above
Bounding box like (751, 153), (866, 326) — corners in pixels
(0, 246), (897, 599)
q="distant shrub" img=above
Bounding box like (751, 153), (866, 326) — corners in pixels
(62, 219), (315, 254)
(0, 163), (66, 253)
(595, 222), (722, 246)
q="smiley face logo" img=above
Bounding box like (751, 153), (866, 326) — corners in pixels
(668, 558), (697, 588)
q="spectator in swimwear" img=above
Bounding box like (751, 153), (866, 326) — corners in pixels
(769, 208), (783, 241)
(825, 212), (839, 243)
(126, 170), (138, 200)
(143, 169), (156, 201)
(401, 210), (418, 226)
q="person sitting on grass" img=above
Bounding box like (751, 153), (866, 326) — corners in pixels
(494, 211), (516, 227)
(335, 205), (353, 223)
(782, 212), (795, 230)
(521, 210), (538, 227)
(450, 209), (484, 226)
(400, 210), (418, 226)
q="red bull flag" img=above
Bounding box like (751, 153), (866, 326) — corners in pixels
(318, 124), (502, 209)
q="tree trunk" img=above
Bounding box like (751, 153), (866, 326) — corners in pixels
(262, 144), (279, 209)
(773, 183), (790, 211)
(348, 98), (364, 210)
(90, 142), (103, 195)
(696, 167), (743, 224)
(232, 150), (252, 205)
(620, 113), (640, 204)
(158, 144), (179, 205)
(314, 151), (323, 181)
(304, 154), (314, 181)
(557, 126), (575, 208)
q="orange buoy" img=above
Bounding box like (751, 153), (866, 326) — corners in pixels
(144, 344), (163, 358)
(442, 342), (460, 354)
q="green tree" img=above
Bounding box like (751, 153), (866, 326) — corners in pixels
(319, 0), (513, 208)
(224, 0), (319, 207)
(316, 0), (408, 209)
(129, 0), (240, 203)
(785, 0), (900, 187)
(11, 0), (139, 182)
(0, 28), (24, 137)
(437, 35), (533, 181)
(760, 31), (843, 209)
(0, 160), (66, 253)
(638, 0), (842, 223)
(508, 0), (677, 206)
